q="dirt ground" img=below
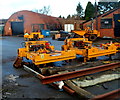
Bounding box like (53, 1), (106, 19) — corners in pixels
(1, 36), (120, 99)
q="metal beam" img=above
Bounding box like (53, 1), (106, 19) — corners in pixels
(91, 89), (120, 100)
(37, 62), (120, 84)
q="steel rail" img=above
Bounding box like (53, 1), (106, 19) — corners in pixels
(36, 62), (120, 84)
(50, 83), (75, 95)
(91, 89), (120, 100)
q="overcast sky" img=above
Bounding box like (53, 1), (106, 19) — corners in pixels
(0, 0), (118, 19)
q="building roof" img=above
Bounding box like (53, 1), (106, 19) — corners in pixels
(82, 8), (120, 24)
(0, 19), (7, 25)
(8, 10), (61, 25)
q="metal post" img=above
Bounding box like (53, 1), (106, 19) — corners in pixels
(95, 0), (98, 30)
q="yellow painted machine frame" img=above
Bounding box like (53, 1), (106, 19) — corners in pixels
(24, 32), (44, 40)
(114, 42), (120, 49)
(17, 41), (76, 65)
(62, 38), (118, 62)
(104, 42), (120, 49)
(72, 27), (100, 41)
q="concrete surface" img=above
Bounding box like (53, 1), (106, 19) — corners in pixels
(1, 36), (120, 99)
(1, 36), (78, 99)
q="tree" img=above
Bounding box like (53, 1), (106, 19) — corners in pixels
(59, 15), (62, 18)
(62, 16), (65, 19)
(39, 6), (50, 15)
(76, 2), (84, 18)
(67, 14), (71, 19)
(85, 1), (95, 20)
(97, 1), (120, 14)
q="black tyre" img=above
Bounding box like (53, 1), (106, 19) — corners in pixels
(61, 46), (64, 51)
(88, 34), (97, 41)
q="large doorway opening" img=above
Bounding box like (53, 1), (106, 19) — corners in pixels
(11, 21), (24, 35)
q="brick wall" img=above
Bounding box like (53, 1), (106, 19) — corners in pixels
(83, 8), (120, 38)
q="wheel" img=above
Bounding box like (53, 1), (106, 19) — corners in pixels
(30, 63), (40, 72)
(61, 46), (64, 51)
(61, 45), (67, 51)
(88, 34), (97, 41)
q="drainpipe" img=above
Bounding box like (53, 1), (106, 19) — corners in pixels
(95, 0), (98, 30)
(91, 18), (94, 30)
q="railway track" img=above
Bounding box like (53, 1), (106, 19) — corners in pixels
(24, 62), (120, 84)
(91, 89), (120, 100)
(23, 62), (120, 99)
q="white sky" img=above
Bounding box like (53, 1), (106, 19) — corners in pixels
(0, 0), (103, 19)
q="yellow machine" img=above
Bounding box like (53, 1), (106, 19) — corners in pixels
(14, 40), (76, 68)
(24, 32), (44, 41)
(114, 42), (120, 49)
(62, 38), (118, 62)
(72, 27), (100, 41)
(102, 41), (120, 52)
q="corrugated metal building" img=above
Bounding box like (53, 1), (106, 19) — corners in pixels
(4, 10), (62, 35)
(83, 8), (120, 38)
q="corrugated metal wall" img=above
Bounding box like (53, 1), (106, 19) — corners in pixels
(4, 10), (62, 35)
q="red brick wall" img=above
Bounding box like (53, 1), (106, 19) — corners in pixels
(83, 8), (120, 38)
(100, 29), (114, 38)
